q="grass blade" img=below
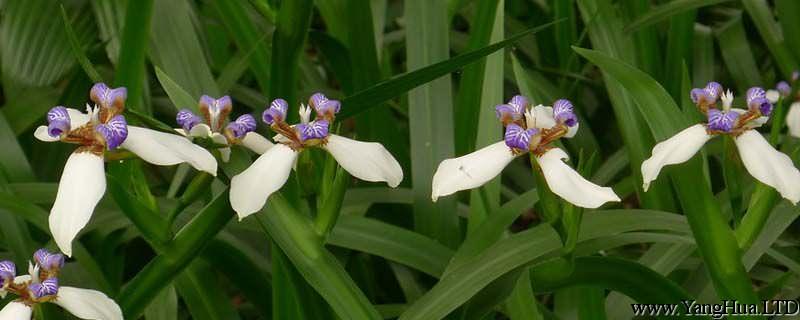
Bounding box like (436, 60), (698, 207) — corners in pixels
(625, 0), (733, 33)
(114, 0), (154, 113)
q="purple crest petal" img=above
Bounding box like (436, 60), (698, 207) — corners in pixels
(90, 83), (127, 109)
(707, 109), (739, 132)
(176, 109), (202, 132)
(263, 99), (288, 125)
(297, 120), (329, 142)
(777, 81), (791, 97)
(704, 82), (722, 100)
(47, 106), (71, 137)
(508, 95), (529, 111)
(226, 114), (257, 139)
(34, 248), (64, 271)
(495, 104), (522, 121)
(753, 97), (773, 116)
(95, 115), (128, 150)
(553, 99), (578, 127)
(0, 260), (16, 283)
(309, 93), (340, 116)
(746, 87), (766, 105)
(199, 95), (232, 114)
(504, 124), (538, 150)
(30, 278), (58, 299)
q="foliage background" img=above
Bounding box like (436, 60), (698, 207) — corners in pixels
(0, 0), (799, 319)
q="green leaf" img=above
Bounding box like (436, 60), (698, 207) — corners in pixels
(777, 0), (800, 62)
(741, 0), (798, 77)
(114, 0), (154, 113)
(61, 5), (103, 84)
(213, 0), (273, 94)
(144, 285), (178, 320)
(714, 12), (764, 90)
(155, 66), (200, 112)
(624, 0), (733, 33)
(0, 113), (34, 182)
(203, 239), (272, 316)
(176, 261), (242, 320)
(268, 0), (314, 112)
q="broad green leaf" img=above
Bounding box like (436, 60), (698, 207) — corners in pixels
(144, 285), (178, 320)
(268, 0), (314, 112)
(776, 0), (800, 62)
(61, 5), (103, 84)
(90, 0), (126, 65)
(213, 0), (273, 94)
(741, 0), (798, 77)
(155, 66), (200, 112)
(692, 24), (715, 85)
(714, 12), (764, 90)
(176, 261), (242, 320)
(114, 0), (154, 113)
(203, 239), (272, 316)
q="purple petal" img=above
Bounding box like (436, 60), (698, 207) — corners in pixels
(47, 106), (71, 137)
(707, 109), (739, 132)
(0, 260), (16, 283)
(263, 99), (288, 125)
(34, 248), (64, 271)
(90, 83), (127, 109)
(297, 120), (329, 142)
(199, 95), (232, 114)
(95, 115), (128, 150)
(309, 93), (340, 117)
(690, 88), (713, 105)
(226, 114), (257, 139)
(508, 95), (529, 112)
(746, 87), (766, 105)
(176, 109), (202, 132)
(777, 81), (791, 97)
(553, 99), (578, 127)
(753, 97), (773, 116)
(704, 82), (722, 100)
(504, 124), (538, 150)
(30, 278), (58, 299)
(495, 104), (522, 122)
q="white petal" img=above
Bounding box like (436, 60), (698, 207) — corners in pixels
(536, 148), (620, 208)
(50, 152), (106, 257)
(766, 89), (780, 104)
(173, 128), (187, 136)
(787, 102), (800, 138)
(323, 134), (403, 187)
(641, 124), (711, 191)
(54, 286), (122, 320)
(565, 122), (579, 138)
(122, 126), (217, 176)
(209, 133), (230, 162)
(67, 108), (91, 128)
(188, 123), (212, 138)
(240, 132), (274, 155)
(34, 126), (60, 142)
(735, 130), (800, 204)
(0, 301), (32, 320)
(230, 144), (298, 219)
(431, 141), (517, 201)
(530, 105), (556, 129)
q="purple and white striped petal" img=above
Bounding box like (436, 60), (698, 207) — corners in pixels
(0, 261), (15, 285)
(47, 107), (71, 137)
(503, 124), (538, 151)
(199, 95), (232, 114)
(745, 87), (773, 115)
(690, 82), (722, 106)
(508, 95), (529, 111)
(706, 109), (739, 132)
(95, 115), (128, 150)
(297, 120), (329, 142)
(263, 99), (288, 125)
(495, 104), (523, 122)
(90, 83), (127, 110)
(226, 114), (257, 139)
(777, 81), (791, 97)
(309, 93), (341, 117)
(34, 248), (64, 271)
(553, 99), (578, 127)
(704, 82), (722, 100)
(30, 277), (59, 299)
(176, 109), (202, 132)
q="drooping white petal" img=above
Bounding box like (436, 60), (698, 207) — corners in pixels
(787, 102), (800, 138)
(50, 152), (106, 257)
(431, 141), (517, 201)
(536, 148), (620, 208)
(188, 123), (212, 138)
(241, 132), (274, 155)
(121, 126), (217, 176)
(210, 133), (230, 162)
(766, 89), (780, 104)
(641, 124), (712, 191)
(322, 134), (403, 187)
(54, 286), (122, 320)
(0, 301), (32, 320)
(735, 130), (800, 204)
(230, 144), (298, 219)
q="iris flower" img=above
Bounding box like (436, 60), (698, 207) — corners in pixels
(230, 93), (403, 219)
(642, 82), (800, 203)
(431, 95), (620, 208)
(175, 95), (274, 161)
(34, 83), (217, 256)
(778, 72), (800, 138)
(0, 249), (121, 320)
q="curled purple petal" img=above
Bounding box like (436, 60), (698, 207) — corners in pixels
(0, 260), (16, 284)
(47, 106), (71, 137)
(777, 81), (791, 97)
(690, 88), (714, 106)
(309, 93), (340, 117)
(504, 123), (538, 150)
(495, 104), (522, 122)
(508, 95), (529, 111)
(746, 87), (766, 105)
(199, 95), (232, 116)
(263, 99), (288, 125)
(176, 109), (202, 132)
(95, 115), (128, 150)
(753, 97), (773, 116)
(297, 120), (329, 142)
(707, 109), (739, 132)
(90, 83), (127, 109)
(226, 114), (257, 139)
(30, 278), (58, 299)
(553, 99), (578, 127)
(704, 82), (722, 100)
(34, 248), (64, 271)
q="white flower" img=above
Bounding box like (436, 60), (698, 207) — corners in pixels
(35, 83), (218, 256)
(786, 101), (800, 138)
(230, 94), (403, 220)
(642, 84), (800, 204)
(432, 98), (620, 208)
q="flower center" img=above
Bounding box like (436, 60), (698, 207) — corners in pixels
(263, 93), (340, 151)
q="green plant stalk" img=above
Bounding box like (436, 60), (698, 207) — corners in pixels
(258, 193), (382, 320)
(735, 184), (779, 249)
(268, 0), (313, 114)
(530, 155), (561, 225)
(113, 0), (153, 113)
(314, 166), (348, 237)
(722, 137), (744, 222)
(117, 190), (233, 319)
(769, 99), (788, 144)
(166, 172), (214, 227)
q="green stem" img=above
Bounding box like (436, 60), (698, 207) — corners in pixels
(769, 99), (787, 144)
(314, 166), (348, 237)
(166, 172), (214, 228)
(529, 155), (561, 225)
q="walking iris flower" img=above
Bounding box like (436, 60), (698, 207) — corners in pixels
(777, 71), (800, 138)
(230, 93), (403, 219)
(34, 83), (217, 256)
(175, 95), (274, 161)
(431, 95), (620, 208)
(642, 82), (800, 204)
(0, 248), (121, 319)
